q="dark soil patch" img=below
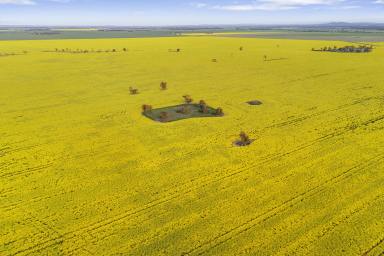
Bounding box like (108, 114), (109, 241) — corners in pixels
(247, 100), (263, 106)
(233, 139), (255, 147)
(143, 104), (224, 123)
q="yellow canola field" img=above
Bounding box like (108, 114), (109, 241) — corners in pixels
(1, 36), (384, 255)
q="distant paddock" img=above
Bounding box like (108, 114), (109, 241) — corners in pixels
(216, 32), (384, 42)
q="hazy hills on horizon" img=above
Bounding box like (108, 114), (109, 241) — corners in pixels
(2, 22), (384, 31)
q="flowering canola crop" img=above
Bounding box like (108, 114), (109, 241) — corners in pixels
(1, 36), (384, 255)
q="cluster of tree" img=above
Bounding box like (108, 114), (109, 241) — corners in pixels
(181, 97), (224, 116)
(32, 31), (61, 35)
(132, 81), (168, 96)
(198, 100), (223, 116)
(312, 45), (373, 53)
(142, 95), (250, 144)
(142, 105), (169, 123)
(50, 48), (129, 54)
(0, 51), (28, 57)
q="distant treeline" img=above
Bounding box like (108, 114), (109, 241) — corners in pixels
(45, 48), (129, 54)
(44, 48), (183, 54)
(31, 32), (61, 35)
(312, 45), (373, 53)
(0, 51), (28, 57)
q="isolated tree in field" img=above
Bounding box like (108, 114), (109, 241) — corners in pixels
(129, 87), (139, 95)
(112, 49), (116, 52)
(263, 55), (267, 61)
(183, 95), (193, 104)
(142, 105), (153, 113)
(199, 100), (208, 113)
(239, 46), (243, 51)
(238, 132), (252, 146)
(123, 48), (127, 52)
(215, 108), (224, 116)
(160, 81), (167, 90)
(212, 59), (217, 62)
(176, 48), (181, 52)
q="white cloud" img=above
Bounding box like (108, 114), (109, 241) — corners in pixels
(0, 0), (35, 4)
(209, 0), (346, 11)
(340, 5), (359, 9)
(375, 0), (384, 3)
(48, 0), (72, 3)
(190, 2), (208, 8)
(0, 0), (74, 5)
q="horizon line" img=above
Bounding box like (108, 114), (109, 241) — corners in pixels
(2, 22), (384, 28)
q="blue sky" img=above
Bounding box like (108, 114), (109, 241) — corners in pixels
(1, 0), (384, 26)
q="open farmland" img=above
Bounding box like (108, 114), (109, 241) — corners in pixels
(215, 31), (384, 43)
(1, 36), (384, 255)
